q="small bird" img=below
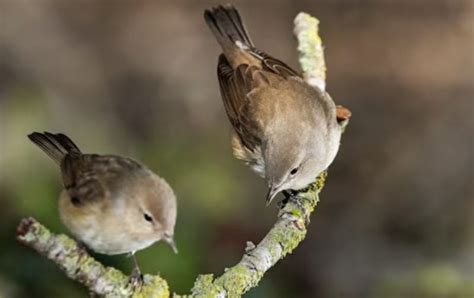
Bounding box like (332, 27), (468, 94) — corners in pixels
(204, 5), (346, 205)
(28, 132), (177, 278)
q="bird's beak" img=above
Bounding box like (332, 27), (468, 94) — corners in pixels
(164, 235), (178, 254)
(266, 185), (280, 206)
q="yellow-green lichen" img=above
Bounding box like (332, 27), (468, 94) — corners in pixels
(56, 234), (78, 251)
(216, 264), (259, 297)
(102, 267), (129, 285)
(19, 221), (51, 244)
(290, 207), (304, 218)
(295, 12), (326, 86)
(315, 171), (327, 190)
(268, 223), (305, 256)
(190, 274), (223, 297)
(75, 255), (100, 277)
(133, 274), (169, 298)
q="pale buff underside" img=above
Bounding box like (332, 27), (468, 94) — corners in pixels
(58, 190), (162, 255)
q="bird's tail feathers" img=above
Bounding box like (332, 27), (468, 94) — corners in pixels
(204, 5), (254, 51)
(28, 132), (81, 164)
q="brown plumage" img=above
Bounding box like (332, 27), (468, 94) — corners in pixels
(28, 132), (177, 262)
(205, 5), (344, 204)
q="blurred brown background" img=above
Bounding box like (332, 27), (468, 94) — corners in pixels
(0, 0), (473, 297)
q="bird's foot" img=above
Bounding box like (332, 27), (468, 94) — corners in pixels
(276, 190), (310, 230)
(129, 266), (144, 290)
(76, 241), (89, 260)
(127, 252), (144, 289)
(288, 191), (312, 225)
(278, 190), (296, 209)
(277, 197), (289, 209)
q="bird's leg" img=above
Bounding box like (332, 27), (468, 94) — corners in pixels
(128, 252), (143, 288)
(75, 241), (89, 260)
(280, 189), (308, 210)
(288, 189), (312, 225)
(276, 190), (308, 230)
(277, 190), (293, 209)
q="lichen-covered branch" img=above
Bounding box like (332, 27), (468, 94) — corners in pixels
(294, 12), (326, 91)
(188, 173), (327, 297)
(16, 12), (345, 298)
(16, 217), (169, 297)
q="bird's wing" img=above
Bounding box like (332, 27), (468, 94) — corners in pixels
(218, 54), (263, 151)
(61, 154), (107, 205)
(217, 50), (300, 152)
(61, 154), (142, 205)
(251, 49), (300, 78)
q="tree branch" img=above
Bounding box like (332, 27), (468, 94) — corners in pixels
(188, 173), (327, 297)
(16, 12), (345, 297)
(16, 217), (169, 297)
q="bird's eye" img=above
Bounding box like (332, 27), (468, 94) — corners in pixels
(143, 213), (153, 222)
(290, 168), (299, 175)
